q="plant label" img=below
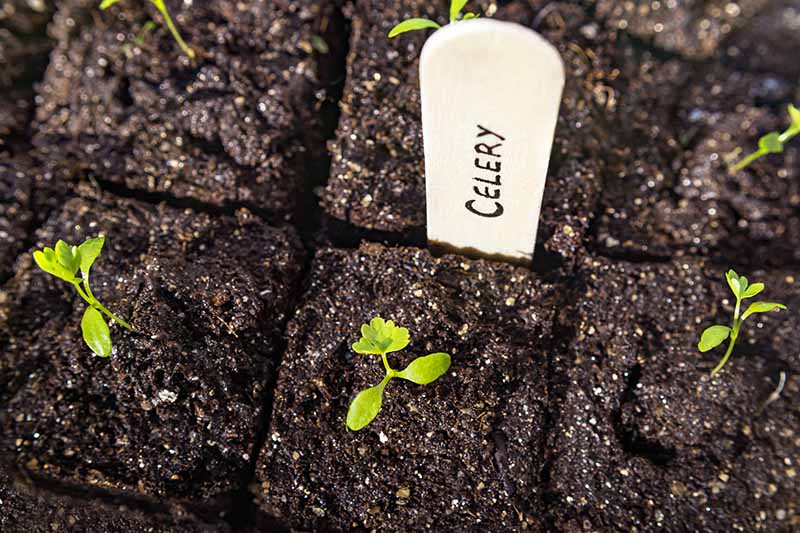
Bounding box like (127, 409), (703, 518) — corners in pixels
(420, 19), (564, 265)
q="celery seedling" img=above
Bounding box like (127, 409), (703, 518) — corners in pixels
(33, 237), (132, 357)
(100, 0), (195, 58)
(388, 0), (479, 38)
(346, 317), (451, 431)
(730, 104), (800, 172)
(698, 270), (786, 376)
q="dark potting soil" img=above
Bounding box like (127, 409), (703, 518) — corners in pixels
(0, 0), (54, 146)
(0, 453), (226, 533)
(546, 256), (798, 532)
(595, 0), (772, 60)
(596, 60), (800, 267)
(0, 155), (40, 282)
(0, 188), (305, 501)
(721, 0), (800, 80)
(32, 0), (336, 220)
(0, 152), (73, 283)
(0, 0), (798, 531)
(255, 243), (557, 531)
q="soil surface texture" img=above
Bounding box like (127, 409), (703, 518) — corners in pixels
(0, 453), (225, 532)
(0, 0), (798, 532)
(0, 0), (54, 147)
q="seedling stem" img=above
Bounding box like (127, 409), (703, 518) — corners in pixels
(100, 0), (195, 58)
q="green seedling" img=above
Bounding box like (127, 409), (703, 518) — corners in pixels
(135, 20), (158, 47)
(346, 317), (451, 431)
(730, 104), (800, 172)
(698, 269), (786, 376)
(100, 0), (195, 58)
(388, 0), (479, 38)
(33, 237), (133, 357)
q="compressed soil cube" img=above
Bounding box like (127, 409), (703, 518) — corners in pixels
(255, 243), (558, 531)
(596, 61), (800, 267)
(34, 0), (334, 218)
(596, 0), (770, 60)
(322, 1), (611, 265)
(0, 454), (225, 533)
(0, 0), (54, 144)
(0, 190), (305, 501)
(546, 256), (798, 532)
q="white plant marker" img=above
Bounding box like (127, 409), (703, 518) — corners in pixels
(420, 19), (565, 265)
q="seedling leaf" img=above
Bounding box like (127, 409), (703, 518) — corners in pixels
(388, 18), (441, 38)
(346, 381), (386, 431)
(34, 250), (74, 281)
(397, 352), (451, 384)
(450, 0), (469, 22)
(352, 317), (410, 355)
(726, 269), (740, 296)
(462, 13), (480, 20)
(698, 325), (731, 353)
(741, 282), (764, 299)
(741, 302), (786, 321)
(78, 236), (105, 274)
(55, 240), (81, 277)
(311, 35), (329, 54)
(82, 307), (112, 357)
(758, 132), (783, 154)
(789, 104), (800, 129)
(99, 0), (121, 9)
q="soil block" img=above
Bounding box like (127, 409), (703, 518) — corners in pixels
(546, 255), (798, 532)
(33, 0), (335, 219)
(322, 1), (612, 266)
(0, 0), (54, 146)
(0, 454), (225, 533)
(596, 61), (800, 267)
(255, 243), (557, 531)
(0, 190), (305, 502)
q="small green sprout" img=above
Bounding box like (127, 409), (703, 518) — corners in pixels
(388, 0), (479, 38)
(100, 0), (195, 58)
(698, 270), (786, 376)
(346, 317), (451, 431)
(135, 20), (158, 47)
(730, 104), (800, 173)
(33, 237), (133, 357)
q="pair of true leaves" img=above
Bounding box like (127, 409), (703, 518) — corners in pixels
(33, 238), (114, 357)
(346, 318), (451, 431)
(698, 269), (786, 354)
